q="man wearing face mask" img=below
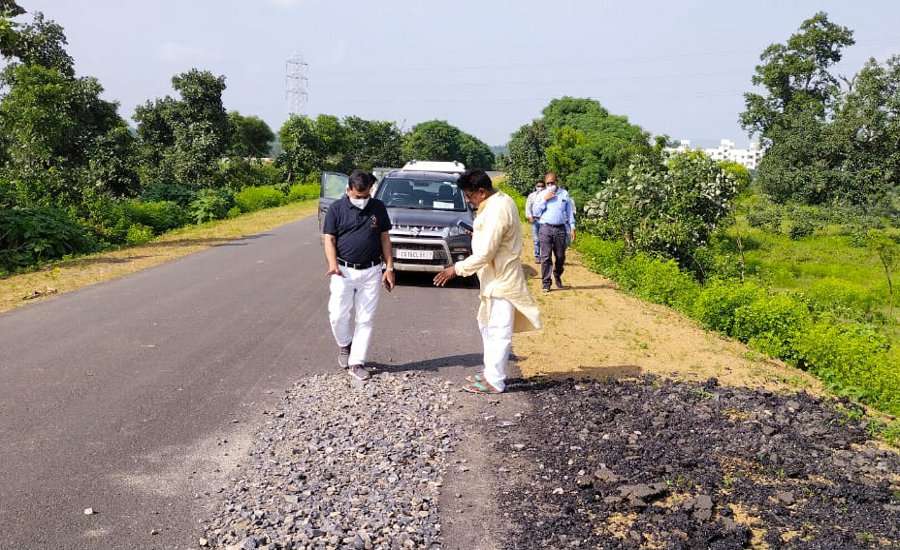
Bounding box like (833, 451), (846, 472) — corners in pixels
(524, 179), (546, 263)
(322, 170), (395, 381)
(433, 170), (542, 394)
(532, 172), (575, 293)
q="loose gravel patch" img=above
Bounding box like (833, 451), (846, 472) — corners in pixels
(498, 377), (900, 549)
(202, 372), (459, 549)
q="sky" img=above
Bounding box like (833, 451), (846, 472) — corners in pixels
(22, 0), (900, 148)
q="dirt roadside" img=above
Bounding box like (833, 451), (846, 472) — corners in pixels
(513, 239), (824, 395)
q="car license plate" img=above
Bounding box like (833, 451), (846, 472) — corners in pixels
(396, 249), (434, 260)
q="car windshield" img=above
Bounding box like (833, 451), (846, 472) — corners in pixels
(378, 178), (467, 211)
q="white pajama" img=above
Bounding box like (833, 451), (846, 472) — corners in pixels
(480, 298), (514, 392)
(328, 265), (382, 367)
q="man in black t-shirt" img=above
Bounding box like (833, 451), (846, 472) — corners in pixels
(322, 170), (395, 381)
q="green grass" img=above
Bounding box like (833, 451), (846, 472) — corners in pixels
(721, 214), (899, 367)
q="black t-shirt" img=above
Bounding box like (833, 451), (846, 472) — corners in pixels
(322, 195), (392, 265)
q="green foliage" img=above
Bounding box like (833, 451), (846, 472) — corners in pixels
(506, 120), (549, 195)
(1, 11), (74, 76)
(740, 13), (900, 210)
(123, 200), (187, 234)
(402, 120), (494, 169)
(287, 183), (320, 202)
(745, 205), (782, 231)
(189, 189), (231, 224)
(219, 158), (283, 192)
(134, 69), (229, 188)
(693, 280), (765, 335)
(584, 150), (739, 267)
(234, 186), (285, 213)
(576, 232), (900, 416)
(788, 218), (815, 240)
(140, 182), (197, 206)
(795, 319), (898, 414)
(537, 97), (650, 203)
(803, 278), (879, 320)
(0, 207), (94, 273)
(733, 294), (811, 360)
(125, 224), (154, 246)
(717, 161), (751, 191)
(227, 112), (274, 158)
(0, 64), (128, 208)
(343, 116), (403, 170)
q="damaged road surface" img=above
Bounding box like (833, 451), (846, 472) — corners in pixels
(495, 377), (899, 549)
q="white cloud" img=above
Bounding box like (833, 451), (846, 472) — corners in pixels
(269, 0), (303, 7)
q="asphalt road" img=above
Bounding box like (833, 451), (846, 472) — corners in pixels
(0, 215), (481, 549)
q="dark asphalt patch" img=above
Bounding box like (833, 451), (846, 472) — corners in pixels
(495, 377), (899, 549)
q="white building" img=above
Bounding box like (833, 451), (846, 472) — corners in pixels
(667, 139), (764, 170)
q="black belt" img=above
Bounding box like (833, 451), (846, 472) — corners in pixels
(337, 258), (382, 270)
(541, 223), (566, 228)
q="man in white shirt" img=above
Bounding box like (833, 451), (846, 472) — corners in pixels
(524, 180), (546, 263)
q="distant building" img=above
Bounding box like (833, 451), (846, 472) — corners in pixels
(667, 139), (764, 170)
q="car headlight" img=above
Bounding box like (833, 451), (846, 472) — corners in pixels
(446, 225), (464, 237)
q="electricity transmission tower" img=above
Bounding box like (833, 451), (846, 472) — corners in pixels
(286, 53), (309, 115)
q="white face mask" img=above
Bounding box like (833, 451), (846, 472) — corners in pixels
(349, 197), (370, 210)
(547, 184), (558, 193)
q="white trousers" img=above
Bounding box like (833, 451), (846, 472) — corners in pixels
(328, 265), (382, 367)
(480, 298), (514, 392)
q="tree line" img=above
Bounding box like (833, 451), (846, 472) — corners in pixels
(0, 2), (494, 273)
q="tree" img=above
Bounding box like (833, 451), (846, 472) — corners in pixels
(506, 97), (649, 204)
(740, 12), (854, 204)
(0, 64), (133, 207)
(506, 120), (549, 195)
(343, 116), (403, 170)
(134, 69), (230, 187)
(584, 150), (739, 269)
(276, 115), (323, 182)
(227, 112), (275, 158)
(1, 11), (74, 77)
(402, 120), (494, 170)
(0, 1), (25, 58)
(829, 56), (900, 209)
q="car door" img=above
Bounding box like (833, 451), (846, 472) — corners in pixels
(318, 171), (348, 231)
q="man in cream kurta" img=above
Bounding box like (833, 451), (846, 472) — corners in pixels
(434, 170), (542, 393)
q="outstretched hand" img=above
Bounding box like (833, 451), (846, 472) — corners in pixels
(433, 265), (457, 287)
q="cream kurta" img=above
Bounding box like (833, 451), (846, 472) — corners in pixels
(454, 192), (542, 333)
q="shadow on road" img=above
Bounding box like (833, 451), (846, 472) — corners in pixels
(370, 353), (483, 374)
(143, 233), (273, 249)
(394, 272), (478, 289)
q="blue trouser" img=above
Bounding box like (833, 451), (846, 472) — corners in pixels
(539, 223), (567, 289)
(531, 221), (541, 258)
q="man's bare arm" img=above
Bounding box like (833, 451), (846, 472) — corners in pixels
(322, 234), (342, 276)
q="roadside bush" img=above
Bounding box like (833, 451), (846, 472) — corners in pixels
(123, 200), (187, 234)
(227, 206), (242, 219)
(220, 159), (283, 192)
(746, 206), (782, 232)
(125, 224), (155, 246)
(287, 183), (320, 202)
(733, 294), (811, 360)
(788, 218), (816, 240)
(803, 278), (879, 321)
(189, 189), (232, 224)
(141, 183), (197, 206)
(621, 253), (699, 312)
(81, 194), (130, 244)
(0, 208), (95, 273)
(693, 280), (765, 335)
(234, 185), (285, 213)
(795, 319), (898, 415)
(576, 235), (626, 275)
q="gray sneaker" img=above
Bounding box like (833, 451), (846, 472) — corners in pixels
(338, 344), (352, 369)
(347, 364), (371, 381)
